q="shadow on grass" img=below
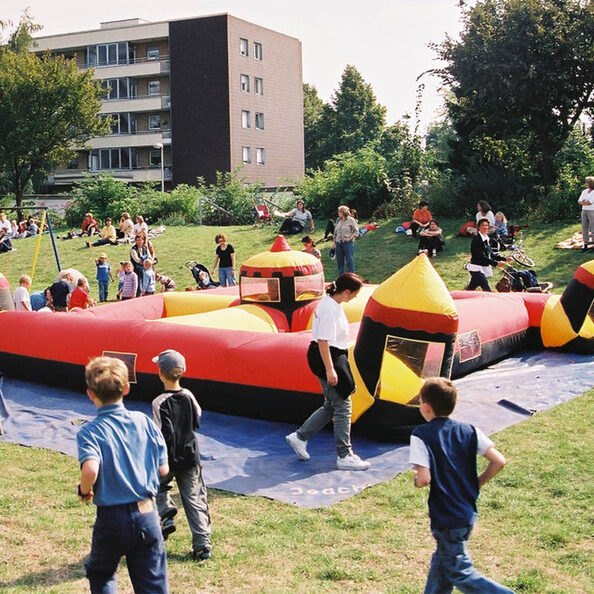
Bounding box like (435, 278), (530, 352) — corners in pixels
(0, 557), (87, 589)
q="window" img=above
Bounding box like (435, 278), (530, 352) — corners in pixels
(241, 110), (251, 129)
(294, 273), (324, 301)
(67, 157), (79, 170)
(146, 44), (160, 60)
(240, 74), (250, 93)
(255, 77), (264, 95)
(148, 115), (161, 130)
(242, 146), (251, 164)
(150, 150), (162, 167)
(239, 38), (249, 57)
(148, 80), (160, 95)
(88, 42), (129, 67)
(254, 42), (263, 60)
(90, 148), (136, 170)
(109, 113), (136, 135)
(240, 277), (280, 303)
(102, 78), (137, 100)
(255, 112), (264, 130)
(256, 147), (265, 165)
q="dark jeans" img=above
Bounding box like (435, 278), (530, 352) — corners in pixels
(335, 241), (355, 275)
(279, 219), (304, 235)
(86, 501), (168, 594)
(467, 271), (492, 291)
(98, 280), (109, 302)
(418, 236), (444, 252)
(425, 525), (515, 594)
(92, 238), (117, 247)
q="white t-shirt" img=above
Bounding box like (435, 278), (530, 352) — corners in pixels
(312, 294), (349, 350)
(13, 286), (31, 311)
(0, 218), (10, 234)
(409, 425), (494, 469)
(578, 188), (594, 211)
(476, 210), (495, 226)
(134, 222), (149, 235)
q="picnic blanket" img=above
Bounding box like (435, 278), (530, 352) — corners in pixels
(555, 232), (585, 249)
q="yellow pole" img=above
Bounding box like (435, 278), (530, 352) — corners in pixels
(29, 210), (47, 282)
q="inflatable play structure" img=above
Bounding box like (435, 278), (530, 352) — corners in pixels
(0, 237), (592, 441)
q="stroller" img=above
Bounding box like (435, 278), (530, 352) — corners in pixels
(496, 265), (553, 293)
(185, 261), (220, 290)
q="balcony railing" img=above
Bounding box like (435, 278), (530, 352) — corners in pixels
(102, 93), (171, 105)
(81, 55), (170, 70)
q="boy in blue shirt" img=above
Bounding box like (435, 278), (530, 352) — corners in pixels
(409, 378), (514, 594)
(95, 253), (114, 302)
(76, 356), (170, 593)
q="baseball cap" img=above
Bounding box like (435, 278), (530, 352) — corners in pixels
(152, 349), (186, 373)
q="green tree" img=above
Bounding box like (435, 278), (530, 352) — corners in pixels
(304, 66), (387, 170)
(434, 0), (594, 210)
(0, 14), (109, 211)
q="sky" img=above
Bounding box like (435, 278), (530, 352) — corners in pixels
(3, 0), (464, 133)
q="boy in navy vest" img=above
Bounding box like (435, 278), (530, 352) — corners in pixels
(409, 378), (515, 594)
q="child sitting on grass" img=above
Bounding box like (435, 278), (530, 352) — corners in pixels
(409, 377), (513, 593)
(151, 349), (212, 561)
(76, 356), (169, 593)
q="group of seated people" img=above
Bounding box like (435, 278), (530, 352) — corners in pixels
(409, 201), (445, 257)
(0, 213), (45, 253)
(65, 211), (147, 245)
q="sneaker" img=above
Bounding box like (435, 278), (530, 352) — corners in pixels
(286, 432), (310, 461)
(192, 547), (211, 561)
(336, 453), (370, 471)
(161, 518), (176, 540)
(431, 250), (437, 258)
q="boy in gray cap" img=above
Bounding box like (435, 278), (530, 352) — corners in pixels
(151, 349), (212, 560)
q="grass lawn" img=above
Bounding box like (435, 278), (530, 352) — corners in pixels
(0, 217), (588, 295)
(0, 217), (592, 592)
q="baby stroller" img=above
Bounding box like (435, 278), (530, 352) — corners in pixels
(185, 261), (220, 290)
(496, 265), (553, 294)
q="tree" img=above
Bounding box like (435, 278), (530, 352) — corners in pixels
(434, 0), (594, 209)
(303, 66), (387, 170)
(0, 14), (109, 210)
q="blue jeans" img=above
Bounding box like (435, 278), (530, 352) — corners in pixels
(297, 378), (352, 458)
(98, 280), (109, 302)
(86, 501), (168, 594)
(218, 267), (235, 287)
(157, 465), (211, 551)
(425, 525), (515, 594)
(335, 241), (355, 275)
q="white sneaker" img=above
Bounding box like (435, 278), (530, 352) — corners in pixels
(286, 432), (310, 461)
(336, 453), (370, 471)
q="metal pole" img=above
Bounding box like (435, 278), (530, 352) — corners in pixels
(160, 144), (165, 192)
(45, 211), (62, 272)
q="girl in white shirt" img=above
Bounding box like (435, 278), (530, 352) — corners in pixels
(285, 273), (370, 471)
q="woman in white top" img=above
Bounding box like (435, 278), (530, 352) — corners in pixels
(276, 200), (314, 235)
(285, 273), (370, 471)
(578, 176), (594, 252)
(134, 214), (149, 237)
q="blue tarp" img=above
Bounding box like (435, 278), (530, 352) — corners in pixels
(0, 351), (592, 508)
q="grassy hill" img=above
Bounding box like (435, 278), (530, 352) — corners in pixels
(0, 218), (588, 295)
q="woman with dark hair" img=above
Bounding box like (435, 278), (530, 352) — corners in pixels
(130, 232), (151, 296)
(467, 201), (496, 236)
(418, 219), (445, 257)
(276, 200), (314, 235)
(286, 273), (370, 471)
(410, 201), (432, 237)
(466, 219), (509, 291)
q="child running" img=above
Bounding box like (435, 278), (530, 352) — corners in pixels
(409, 377), (513, 593)
(151, 349), (212, 561)
(76, 356), (169, 593)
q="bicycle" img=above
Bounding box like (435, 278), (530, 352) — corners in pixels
(507, 234), (535, 267)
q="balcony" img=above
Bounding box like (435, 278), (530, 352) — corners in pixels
(86, 56), (170, 79)
(50, 166), (172, 186)
(101, 94), (170, 114)
(88, 131), (171, 149)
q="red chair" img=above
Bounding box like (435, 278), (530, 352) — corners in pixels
(253, 204), (273, 227)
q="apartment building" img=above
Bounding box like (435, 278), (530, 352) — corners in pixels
(33, 14), (304, 190)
